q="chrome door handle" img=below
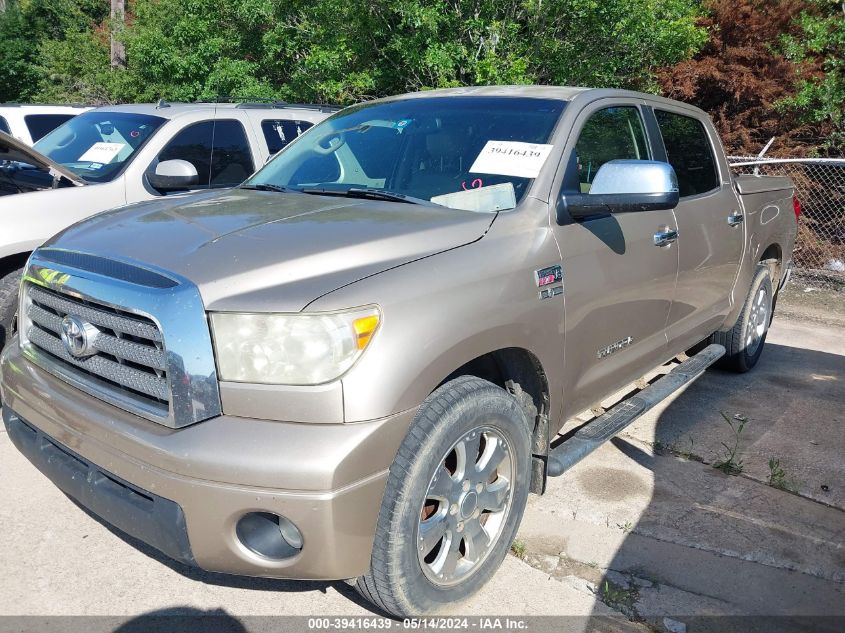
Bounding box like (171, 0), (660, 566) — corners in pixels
(727, 211), (744, 226)
(654, 227), (679, 247)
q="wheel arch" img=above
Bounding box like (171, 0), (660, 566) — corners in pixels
(0, 251), (31, 278)
(759, 243), (783, 287)
(440, 347), (551, 494)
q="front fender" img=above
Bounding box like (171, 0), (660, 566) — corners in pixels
(308, 204), (567, 426)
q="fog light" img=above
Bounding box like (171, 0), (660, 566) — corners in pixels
(236, 512), (303, 560)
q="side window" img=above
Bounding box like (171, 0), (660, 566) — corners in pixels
(261, 119), (314, 154)
(209, 120), (254, 187)
(0, 116), (10, 135)
(574, 107), (650, 192)
(158, 120), (215, 187)
(25, 114), (74, 142)
(655, 110), (719, 197)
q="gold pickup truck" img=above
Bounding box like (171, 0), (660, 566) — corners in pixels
(0, 86), (797, 616)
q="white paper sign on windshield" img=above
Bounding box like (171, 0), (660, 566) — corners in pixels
(469, 141), (554, 179)
(78, 142), (125, 164)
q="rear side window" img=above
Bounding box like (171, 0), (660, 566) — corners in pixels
(573, 106), (650, 192)
(157, 119), (254, 189)
(0, 116), (9, 135)
(655, 110), (719, 197)
(261, 119), (313, 154)
(25, 114), (74, 142)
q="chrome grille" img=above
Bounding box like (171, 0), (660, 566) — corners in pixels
(23, 283), (169, 412)
(20, 251), (222, 428)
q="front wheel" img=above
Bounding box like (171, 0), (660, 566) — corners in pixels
(357, 376), (531, 617)
(0, 267), (23, 351)
(710, 265), (774, 372)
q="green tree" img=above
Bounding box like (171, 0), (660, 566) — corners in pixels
(0, 0), (107, 102)
(15, 0), (707, 105)
(780, 0), (845, 152)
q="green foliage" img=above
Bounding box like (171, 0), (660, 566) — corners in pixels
(779, 0), (845, 152)
(0, 0), (708, 105)
(0, 0), (107, 102)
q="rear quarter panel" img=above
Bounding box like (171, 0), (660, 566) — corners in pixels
(729, 175), (797, 324)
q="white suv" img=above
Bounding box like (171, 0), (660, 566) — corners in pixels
(0, 104), (91, 146)
(0, 101), (338, 346)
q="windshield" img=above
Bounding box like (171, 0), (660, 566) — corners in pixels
(34, 111), (166, 183)
(246, 97), (566, 212)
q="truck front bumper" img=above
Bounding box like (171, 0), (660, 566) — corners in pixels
(0, 339), (416, 580)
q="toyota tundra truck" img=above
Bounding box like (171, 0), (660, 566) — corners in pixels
(0, 87), (798, 617)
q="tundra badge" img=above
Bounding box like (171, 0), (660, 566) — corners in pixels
(597, 336), (634, 359)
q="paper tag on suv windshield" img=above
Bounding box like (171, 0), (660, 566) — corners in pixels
(78, 142), (125, 164)
(469, 141), (554, 179)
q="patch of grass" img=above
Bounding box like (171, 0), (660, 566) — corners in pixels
(600, 579), (637, 612)
(713, 412), (746, 475)
(510, 539), (526, 559)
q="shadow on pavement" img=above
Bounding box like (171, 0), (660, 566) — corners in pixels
(585, 339), (845, 632)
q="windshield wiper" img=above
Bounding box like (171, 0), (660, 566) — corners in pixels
(301, 187), (433, 206)
(240, 183), (297, 193)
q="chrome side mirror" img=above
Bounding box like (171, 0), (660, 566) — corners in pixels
(558, 160), (680, 222)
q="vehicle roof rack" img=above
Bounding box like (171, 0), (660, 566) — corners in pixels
(238, 102), (342, 113)
(204, 96), (342, 113)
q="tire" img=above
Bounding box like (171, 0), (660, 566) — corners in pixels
(356, 376), (532, 617)
(709, 265), (773, 373)
(0, 267), (23, 351)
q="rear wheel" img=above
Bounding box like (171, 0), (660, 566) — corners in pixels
(0, 267), (23, 350)
(709, 265), (773, 372)
(356, 376), (531, 617)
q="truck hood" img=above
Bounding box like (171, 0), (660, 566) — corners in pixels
(46, 189), (496, 312)
(0, 131), (85, 188)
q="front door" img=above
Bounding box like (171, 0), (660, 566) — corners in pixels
(554, 103), (679, 417)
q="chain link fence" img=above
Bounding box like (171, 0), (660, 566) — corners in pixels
(729, 157), (845, 292)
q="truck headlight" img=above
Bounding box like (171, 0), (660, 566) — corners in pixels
(209, 307), (380, 385)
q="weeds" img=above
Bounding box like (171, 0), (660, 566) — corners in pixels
(713, 412), (746, 475)
(510, 539), (526, 559)
(768, 457), (798, 492)
(616, 520), (634, 533)
(600, 579), (637, 611)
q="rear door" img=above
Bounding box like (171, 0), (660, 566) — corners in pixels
(650, 107), (744, 351)
(554, 101), (680, 415)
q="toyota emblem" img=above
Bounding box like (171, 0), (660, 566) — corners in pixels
(60, 315), (98, 358)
